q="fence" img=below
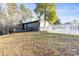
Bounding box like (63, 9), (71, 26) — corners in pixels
(40, 24), (79, 35)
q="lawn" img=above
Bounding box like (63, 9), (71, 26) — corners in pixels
(0, 31), (79, 56)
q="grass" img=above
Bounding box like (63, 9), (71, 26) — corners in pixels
(0, 31), (79, 56)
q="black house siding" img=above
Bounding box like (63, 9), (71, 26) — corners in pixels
(15, 20), (40, 32)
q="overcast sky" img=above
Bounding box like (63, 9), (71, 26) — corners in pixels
(23, 3), (79, 23)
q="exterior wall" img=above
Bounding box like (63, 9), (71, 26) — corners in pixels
(15, 21), (40, 32)
(27, 21), (40, 31)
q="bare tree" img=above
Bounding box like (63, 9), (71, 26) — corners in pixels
(0, 3), (33, 35)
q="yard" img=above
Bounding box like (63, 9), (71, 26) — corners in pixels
(0, 32), (79, 56)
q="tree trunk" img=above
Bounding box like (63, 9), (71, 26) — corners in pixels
(44, 9), (47, 28)
(13, 27), (16, 33)
(2, 29), (6, 34)
(44, 20), (46, 28)
(5, 27), (9, 34)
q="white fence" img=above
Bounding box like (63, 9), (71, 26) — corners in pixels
(40, 24), (79, 35)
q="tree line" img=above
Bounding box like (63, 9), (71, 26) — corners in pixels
(0, 3), (33, 35)
(0, 3), (60, 35)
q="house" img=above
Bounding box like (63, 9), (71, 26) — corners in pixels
(15, 19), (40, 32)
(46, 24), (79, 35)
(15, 17), (50, 32)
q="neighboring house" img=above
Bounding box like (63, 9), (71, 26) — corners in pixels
(46, 24), (79, 35)
(15, 19), (40, 32)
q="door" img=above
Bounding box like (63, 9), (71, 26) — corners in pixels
(22, 24), (25, 30)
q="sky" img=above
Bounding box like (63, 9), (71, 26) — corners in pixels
(24, 3), (79, 24)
